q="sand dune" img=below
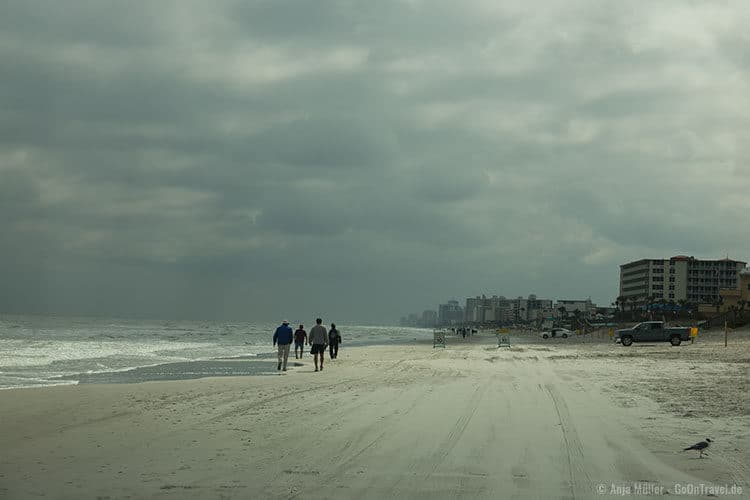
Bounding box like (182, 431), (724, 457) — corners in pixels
(1, 332), (748, 499)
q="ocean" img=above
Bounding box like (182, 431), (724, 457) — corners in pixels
(0, 314), (433, 390)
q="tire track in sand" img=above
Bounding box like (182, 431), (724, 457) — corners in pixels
(209, 359), (407, 423)
(250, 359), (410, 498)
(382, 381), (489, 499)
(288, 366), (434, 499)
(429, 382), (488, 475)
(546, 383), (592, 500)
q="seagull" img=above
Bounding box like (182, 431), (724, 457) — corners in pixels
(683, 438), (712, 458)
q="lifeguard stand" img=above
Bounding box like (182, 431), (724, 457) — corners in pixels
(433, 329), (446, 348)
(496, 328), (511, 348)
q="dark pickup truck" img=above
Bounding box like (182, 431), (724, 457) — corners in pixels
(615, 321), (692, 346)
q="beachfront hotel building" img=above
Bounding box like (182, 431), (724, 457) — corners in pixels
(555, 298), (596, 317)
(438, 300), (463, 326)
(465, 295), (553, 323)
(465, 295), (509, 323)
(619, 256), (747, 305)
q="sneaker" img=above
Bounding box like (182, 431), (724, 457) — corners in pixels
(282, 368), (287, 371)
(315, 368), (318, 372)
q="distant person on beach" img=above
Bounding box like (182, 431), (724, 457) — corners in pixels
(294, 324), (307, 359)
(328, 323), (341, 359)
(308, 318), (328, 372)
(273, 320), (293, 371)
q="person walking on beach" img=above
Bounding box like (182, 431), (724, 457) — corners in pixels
(308, 318), (327, 372)
(328, 323), (341, 359)
(294, 324), (307, 359)
(273, 320), (293, 371)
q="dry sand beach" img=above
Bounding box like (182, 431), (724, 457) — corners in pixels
(1, 330), (748, 499)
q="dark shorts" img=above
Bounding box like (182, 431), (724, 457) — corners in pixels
(311, 344), (326, 355)
(295, 341), (304, 347)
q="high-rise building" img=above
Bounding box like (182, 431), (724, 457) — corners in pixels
(438, 300), (463, 325)
(526, 294), (554, 321)
(421, 310), (438, 327)
(464, 294), (552, 323)
(464, 295), (509, 323)
(619, 256), (747, 304)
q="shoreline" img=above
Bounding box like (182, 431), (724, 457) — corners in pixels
(0, 332), (436, 391)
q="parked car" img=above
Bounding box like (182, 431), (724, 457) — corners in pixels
(614, 321), (691, 346)
(541, 327), (573, 339)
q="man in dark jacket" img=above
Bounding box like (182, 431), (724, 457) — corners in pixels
(328, 323), (341, 359)
(294, 324), (307, 359)
(273, 320), (294, 371)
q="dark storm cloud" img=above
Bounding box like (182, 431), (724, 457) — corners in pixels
(1, 0), (749, 322)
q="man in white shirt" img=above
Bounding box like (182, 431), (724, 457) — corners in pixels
(308, 318), (328, 372)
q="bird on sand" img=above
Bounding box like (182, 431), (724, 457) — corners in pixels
(683, 438), (712, 458)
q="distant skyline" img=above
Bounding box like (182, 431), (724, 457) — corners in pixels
(2, 1), (749, 324)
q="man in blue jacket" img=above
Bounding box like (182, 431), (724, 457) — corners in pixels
(273, 320), (294, 371)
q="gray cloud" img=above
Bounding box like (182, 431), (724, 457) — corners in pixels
(1, 0), (749, 323)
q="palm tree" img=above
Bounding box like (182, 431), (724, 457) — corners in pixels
(645, 295), (657, 320)
(629, 295), (639, 320)
(677, 298), (687, 318)
(616, 296), (627, 314)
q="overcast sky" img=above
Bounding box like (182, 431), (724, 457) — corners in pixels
(1, 1), (749, 324)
